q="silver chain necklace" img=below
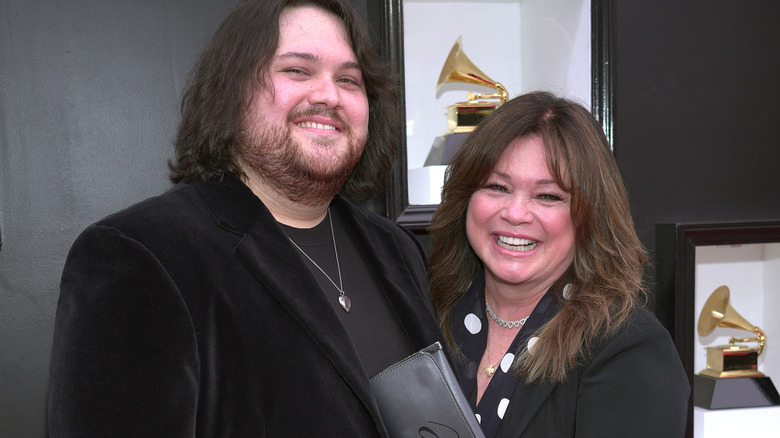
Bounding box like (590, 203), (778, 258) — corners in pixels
(287, 208), (351, 312)
(485, 297), (528, 328)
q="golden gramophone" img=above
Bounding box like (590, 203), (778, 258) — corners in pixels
(694, 285), (779, 409)
(697, 285), (766, 378)
(436, 36), (508, 134)
(424, 37), (509, 166)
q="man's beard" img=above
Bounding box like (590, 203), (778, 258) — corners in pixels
(239, 108), (365, 207)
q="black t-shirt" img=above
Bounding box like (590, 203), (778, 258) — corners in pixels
(281, 208), (411, 377)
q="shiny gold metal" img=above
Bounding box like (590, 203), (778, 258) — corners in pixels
(436, 36), (509, 105)
(435, 36), (508, 133)
(697, 285), (767, 378)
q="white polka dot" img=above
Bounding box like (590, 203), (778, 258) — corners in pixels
(497, 398), (510, 419)
(475, 414), (481, 423)
(500, 353), (515, 373)
(464, 313), (482, 334)
(527, 336), (539, 354)
(562, 283), (574, 300)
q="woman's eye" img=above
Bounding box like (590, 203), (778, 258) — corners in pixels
(485, 184), (507, 192)
(537, 193), (564, 202)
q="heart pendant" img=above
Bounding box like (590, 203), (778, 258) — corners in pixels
(338, 294), (351, 312)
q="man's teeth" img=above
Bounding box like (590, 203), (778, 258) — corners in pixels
(297, 121), (336, 130)
(497, 235), (537, 251)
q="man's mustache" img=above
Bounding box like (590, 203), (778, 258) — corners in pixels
(287, 107), (351, 134)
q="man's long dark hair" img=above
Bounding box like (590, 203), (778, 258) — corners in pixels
(169, 0), (400, 201)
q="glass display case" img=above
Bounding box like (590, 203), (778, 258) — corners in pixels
(380, 0), (612, 228)
(656, 221), (780, 438)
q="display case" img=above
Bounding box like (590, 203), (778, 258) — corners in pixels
(380, 0), (614, 228)
(655, 221), (780, 438)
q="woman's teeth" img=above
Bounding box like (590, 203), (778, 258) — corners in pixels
(497, 235), (537, 251)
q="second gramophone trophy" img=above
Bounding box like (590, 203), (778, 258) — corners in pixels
(694, 285), (780, 409)
(424, 36), (509, 166)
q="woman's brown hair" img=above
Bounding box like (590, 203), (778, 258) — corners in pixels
(428, 91), (648, 383)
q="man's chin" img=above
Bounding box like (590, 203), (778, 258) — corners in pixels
(277, 178), (347, 206)
(298, 149), (361, 181)
(304, 164), (353, 181)
(238, 125), (363, 205)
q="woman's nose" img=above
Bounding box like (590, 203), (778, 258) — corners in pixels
(501, 195), (534, 225)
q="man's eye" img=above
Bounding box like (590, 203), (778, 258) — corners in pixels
(338, 77), (362, 88)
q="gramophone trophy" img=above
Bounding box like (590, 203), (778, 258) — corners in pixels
(424, 36), (509, 166)
(694, 285), (780, 409)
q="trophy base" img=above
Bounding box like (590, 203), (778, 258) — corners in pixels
(424, 132), (469, 166)
(699, 368), (764, 378)
(447, 102), (497, 131)
(694, 374), (780, 409)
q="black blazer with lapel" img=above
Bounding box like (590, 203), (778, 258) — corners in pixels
(48, 175), (443, 437)
(496, 307), (689, 438)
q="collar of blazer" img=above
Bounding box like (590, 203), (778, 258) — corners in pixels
(191, 174), (438, 428)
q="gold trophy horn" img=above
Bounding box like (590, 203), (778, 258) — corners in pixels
(424, 37), (511, 166)
(693, 285), (780, 410)
(697, 285), (766, 378)
(436, 36), (509, 105)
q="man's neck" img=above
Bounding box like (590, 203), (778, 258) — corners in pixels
(240, 171), (330, 229)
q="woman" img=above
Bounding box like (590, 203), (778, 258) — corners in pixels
(428, 92), (689, 437)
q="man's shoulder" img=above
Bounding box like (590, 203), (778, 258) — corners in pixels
(333, 197), (417, 242)
(72, 182), (237, 256)
(95, 183), (202, 231)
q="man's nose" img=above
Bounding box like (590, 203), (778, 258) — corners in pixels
(308, 76), (340, 108)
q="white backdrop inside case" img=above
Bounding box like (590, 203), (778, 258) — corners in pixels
(403, 0), (591, 204)
(694, 243), (780, 381)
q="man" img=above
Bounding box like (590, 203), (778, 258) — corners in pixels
(48, 1), (442, 436)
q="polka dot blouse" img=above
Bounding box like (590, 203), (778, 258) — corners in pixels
(450, 270), (565, 437)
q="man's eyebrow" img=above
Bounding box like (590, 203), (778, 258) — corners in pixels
(341, 61), (362, 72)
(276, 52), (362, 72)
(277, 51), (319, 63)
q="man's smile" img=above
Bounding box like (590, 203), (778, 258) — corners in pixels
(296, 121), (337, 130)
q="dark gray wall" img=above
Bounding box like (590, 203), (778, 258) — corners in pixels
(615, 1), (780, 237)
(0, 1), (374, 436)
(612, 2), (780, 309)
(0, 1), (237, 436)
(3, 0), (779, 437)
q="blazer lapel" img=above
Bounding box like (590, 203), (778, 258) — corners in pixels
(194, 177), (379, 420)
(497, 379), (556, 438)
(234, 222), (371, 387)
(333, 197), (439, 351)
(495, 285), (566, 438)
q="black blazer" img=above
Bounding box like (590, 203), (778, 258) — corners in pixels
(497, 307), (690, 438)
(48, 175), (443, 437)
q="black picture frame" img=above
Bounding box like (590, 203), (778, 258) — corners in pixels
(380, 0), (615, 229)
(655, 221), (780, 438)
